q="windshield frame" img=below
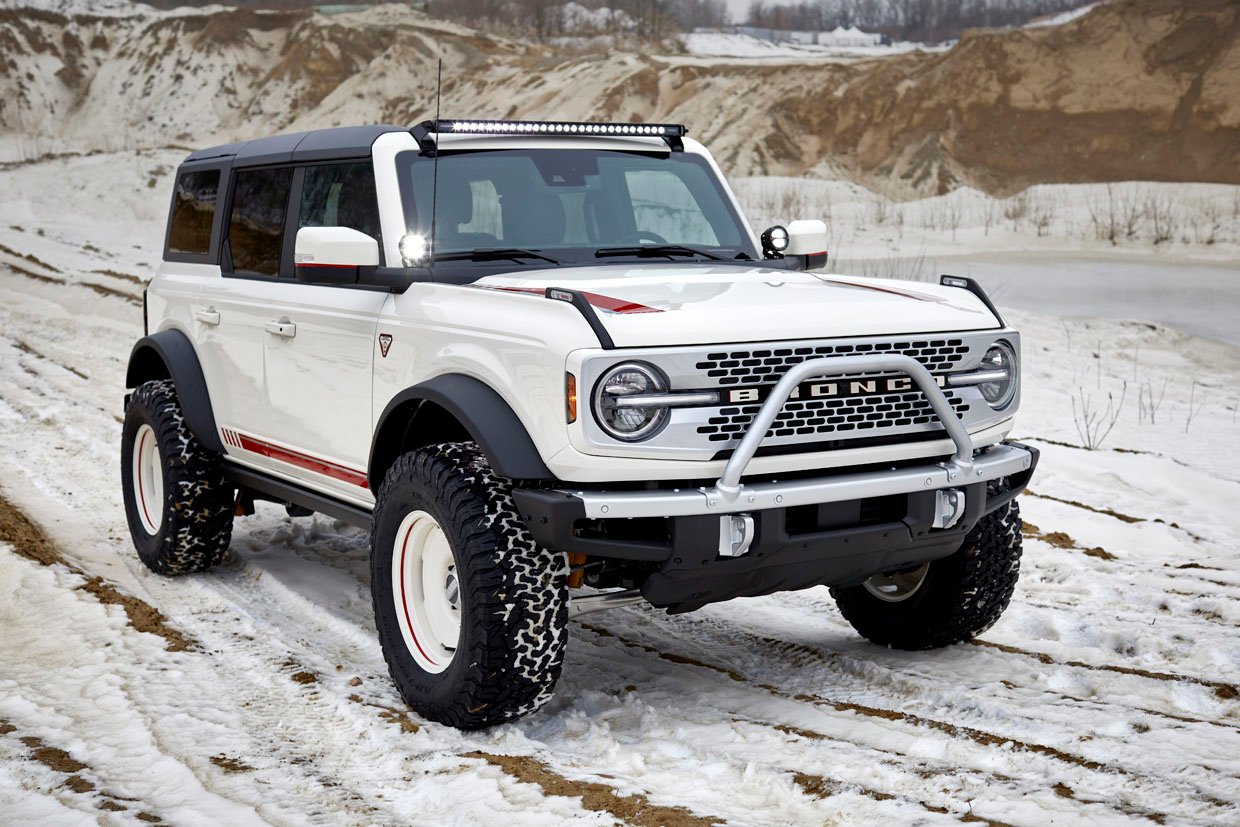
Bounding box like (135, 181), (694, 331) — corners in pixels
(393, 147), (761, 274)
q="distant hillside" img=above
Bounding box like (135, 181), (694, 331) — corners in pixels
(1, 0), (1236, 196)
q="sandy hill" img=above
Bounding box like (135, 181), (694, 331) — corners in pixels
(1, 0), (1236, 195)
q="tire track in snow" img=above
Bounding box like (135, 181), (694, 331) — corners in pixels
(568, 624), (1182, 825)
(182, 542), (727, 826)
(465, 751), (719, 827)
(578, 620), (1233, 819)
(968, 639), (1238, 700)
(626, 584), (1240, 735)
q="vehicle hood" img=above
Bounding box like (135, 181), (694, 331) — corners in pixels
(474, 264), (1000, 348)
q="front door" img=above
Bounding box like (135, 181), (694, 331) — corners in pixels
(260, 161), (388, 506)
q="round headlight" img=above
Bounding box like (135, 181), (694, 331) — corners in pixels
(593, 362), (669, 441)
(978, 342), (1017, 408)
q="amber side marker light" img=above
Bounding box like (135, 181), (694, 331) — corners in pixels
(566, 373), (578, 423)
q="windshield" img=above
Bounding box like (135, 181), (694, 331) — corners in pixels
(395, 148), (758, 265)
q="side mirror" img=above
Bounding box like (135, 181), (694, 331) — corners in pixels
(785, 219), (828, 271)
(294, 226), (380, 285)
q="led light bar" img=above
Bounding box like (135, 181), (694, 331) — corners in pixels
(410, 119), (688, 152)
(435, 119), (686, 137)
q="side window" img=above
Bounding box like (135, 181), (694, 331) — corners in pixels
(227, 167), (293, 276)
(299, 162), (381, 242)
(167, 169), (220, 255)
(623, 169), (720, 246)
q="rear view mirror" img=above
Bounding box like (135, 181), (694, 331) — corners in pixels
(785, 219), (828, 270)
(294, 226), (380, 285)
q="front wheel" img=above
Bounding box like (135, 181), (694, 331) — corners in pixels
(830, 491), (1023, 650)
(370, 443), (568, 729)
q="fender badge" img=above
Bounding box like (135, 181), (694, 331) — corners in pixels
(378, 333), (393, 358)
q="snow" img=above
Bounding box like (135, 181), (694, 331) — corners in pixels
(1, 151), (1239, 823)
(681, 32), (939, 59)
(1026, 3), (1100, 28)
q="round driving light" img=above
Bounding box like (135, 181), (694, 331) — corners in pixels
(592, 362), (670, 441)
(761, 225), (790, 256)
(399, 233), (429, 267)
(978, 342), (1017, 408)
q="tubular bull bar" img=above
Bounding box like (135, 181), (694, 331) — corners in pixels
(563, 355), (1031, 520)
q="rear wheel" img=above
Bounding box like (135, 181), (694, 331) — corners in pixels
(121, 379), (234, 575)
(370, 443), (568, 729)
(831, 491), (1022, 650)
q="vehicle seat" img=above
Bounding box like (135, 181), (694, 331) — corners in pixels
(438, 177), (497, 248)
(504, 192), (566, 247)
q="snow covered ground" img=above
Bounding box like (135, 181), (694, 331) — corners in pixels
(1, 151), (1239, 824)
(679, 32), (942, 59)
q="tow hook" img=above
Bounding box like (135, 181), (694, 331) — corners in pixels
(933, 488), (966, 529)
(719, 513), (755, 558)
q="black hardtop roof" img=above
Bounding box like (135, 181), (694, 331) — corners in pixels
(183, 124), (407, 168)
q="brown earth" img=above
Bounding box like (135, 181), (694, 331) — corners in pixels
(0, 489), (195, 651)
(0, 0), (1236, 195)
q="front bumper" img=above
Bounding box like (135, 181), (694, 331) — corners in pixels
(512, 353), (1037, 613)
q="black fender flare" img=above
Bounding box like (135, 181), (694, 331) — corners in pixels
(125, 329), (224, 454)
(370, 374), (553, 487)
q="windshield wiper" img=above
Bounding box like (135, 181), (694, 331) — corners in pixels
(435, 248), (561, 265)
(594, 244), (725, 261)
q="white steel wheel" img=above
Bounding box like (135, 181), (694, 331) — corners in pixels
(863, 562), (930, 603)
(391, 510), (461, 674)
(131, 423), (164, 535)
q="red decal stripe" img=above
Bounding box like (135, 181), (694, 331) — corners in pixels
(580, 291), (662, 314)
(233, 431), (369, 488)
(478, 284), (662, 314)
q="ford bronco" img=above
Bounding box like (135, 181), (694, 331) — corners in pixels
(122, 120), (1037, 729)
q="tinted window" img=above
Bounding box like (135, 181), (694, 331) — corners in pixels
(227, 167), (293, 276)
(167, 170), (219, 255)
(299, 162), (381, 242)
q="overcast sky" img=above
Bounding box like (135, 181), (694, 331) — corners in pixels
(722, 0), (750, 22)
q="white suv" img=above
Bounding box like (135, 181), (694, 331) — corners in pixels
(122, 120), (1037, 729)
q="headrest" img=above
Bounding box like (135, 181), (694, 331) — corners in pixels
(437, 176), (474, 228)
(505, 191), (566, 247)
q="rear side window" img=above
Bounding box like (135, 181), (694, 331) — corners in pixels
(167, 170), (220, 255)
(299, 162), (382, 241)
(227, 167), (293, 276)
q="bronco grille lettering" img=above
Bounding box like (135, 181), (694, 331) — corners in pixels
(726, 374), (946, 405)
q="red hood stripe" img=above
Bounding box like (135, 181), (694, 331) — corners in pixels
(479, 285), (662, 314)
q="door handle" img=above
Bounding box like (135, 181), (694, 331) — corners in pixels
(195, 307), (221, 326)
(265, 319), (297, 339)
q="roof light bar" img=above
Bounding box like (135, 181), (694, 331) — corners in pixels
(411, 119), (688, 151)
(437, 119), (686, 137)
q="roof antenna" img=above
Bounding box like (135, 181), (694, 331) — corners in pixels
(429, 57), (443, 272)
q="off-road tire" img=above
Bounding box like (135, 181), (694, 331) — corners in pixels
(121, 379), (234, 575)
(830, 488), (1022, 650)
(370, 443), (568, 730)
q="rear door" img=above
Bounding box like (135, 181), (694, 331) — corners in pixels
(259, 161), (388, 505)
(194, 165), (294, 460)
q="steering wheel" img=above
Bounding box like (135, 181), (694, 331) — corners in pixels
(615, 230), (668, 245)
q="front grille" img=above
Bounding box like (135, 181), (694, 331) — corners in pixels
(695, 338), (969, 386)
(697, 386), (970, 442)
